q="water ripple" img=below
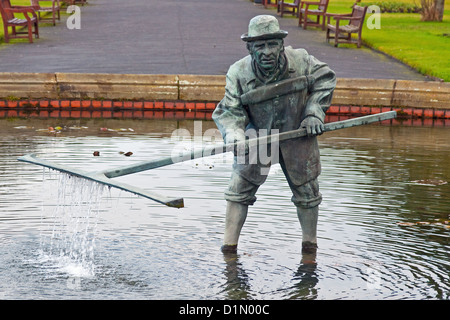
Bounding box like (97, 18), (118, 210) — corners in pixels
(0, 121), (448, 299)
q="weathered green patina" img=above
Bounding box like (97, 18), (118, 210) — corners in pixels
(212, 15), (337, 254)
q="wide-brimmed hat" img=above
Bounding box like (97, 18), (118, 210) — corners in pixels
(241, 15), (288, 42)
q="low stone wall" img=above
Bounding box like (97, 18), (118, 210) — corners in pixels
(0, 73), (449, 120)
(333, 78), (450, 110)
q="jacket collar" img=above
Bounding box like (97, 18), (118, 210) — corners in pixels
(245, 50), (297, 88)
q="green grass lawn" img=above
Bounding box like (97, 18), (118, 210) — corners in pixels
(362, 12), (450, 81)
(307, 0), (450, 81)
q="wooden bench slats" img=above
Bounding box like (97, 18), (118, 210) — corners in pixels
(31, 0), (61, 26)
(299, 0), (330, 30)
(326, 5), (368, 48)
(0, 0), (39, 43)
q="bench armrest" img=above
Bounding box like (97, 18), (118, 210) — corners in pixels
(300, 1), (320, 8)
(5, 7), (38, 20)
(30, 0), (60, 9)
(326, 12), (352, 24)
(325, 13), (352, 17)
(31, 0), (60, 4)
(333, 16), (364, 21)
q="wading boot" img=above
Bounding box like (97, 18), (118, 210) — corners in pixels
(297, 206), (319, 253)
(221, 201), (248, 254)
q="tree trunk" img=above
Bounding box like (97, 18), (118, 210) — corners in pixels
(435, 0), (445, 21)
(421, 0), (445, 21)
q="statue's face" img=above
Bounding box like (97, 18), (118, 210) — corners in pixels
(249, 39), (284, 72)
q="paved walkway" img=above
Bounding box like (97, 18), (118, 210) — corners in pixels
(0, 0), (428, 80)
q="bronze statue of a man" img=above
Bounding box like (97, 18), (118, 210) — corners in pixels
(212, 15), (336, 254)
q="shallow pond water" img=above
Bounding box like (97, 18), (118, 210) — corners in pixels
(0, 118), (448, 300)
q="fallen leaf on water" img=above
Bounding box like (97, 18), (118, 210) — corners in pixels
(410, 179), (448, 186)
(398, 222), (415, 226)
(398, 220), (450, 228)
(124, 152), (133, 157)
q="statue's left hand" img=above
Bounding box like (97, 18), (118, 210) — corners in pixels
(300, 116), (324, 136)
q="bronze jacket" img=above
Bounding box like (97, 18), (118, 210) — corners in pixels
(212, 47), (336, 185)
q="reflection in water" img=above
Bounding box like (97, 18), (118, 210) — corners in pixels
(221, 251), (320, 300)
(287, 252), (319, 300)
(221, 253), (252, 300)
(0, 118), (448, 299)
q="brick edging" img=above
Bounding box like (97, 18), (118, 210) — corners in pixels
(0, 99), (217, 120)
(1, 99), (450, 123)
(328, 105), (450, 119)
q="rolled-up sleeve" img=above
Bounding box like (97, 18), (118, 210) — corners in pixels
(303, 55), (336, 122)
(212, 66), (250, 142)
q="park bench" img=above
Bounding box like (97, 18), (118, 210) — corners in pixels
(279, 0), (300, 17)
(0, 0), (39, 43)
(325, 5), (368, 48)
(298, 0), (329, 30)
(65, 0), (86, 5)
(31, 0), (60, 26)
(263, 0), (278, 9)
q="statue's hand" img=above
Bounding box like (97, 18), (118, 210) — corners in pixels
(300, 116), (324, 136)
(225, 133), (249, 156)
